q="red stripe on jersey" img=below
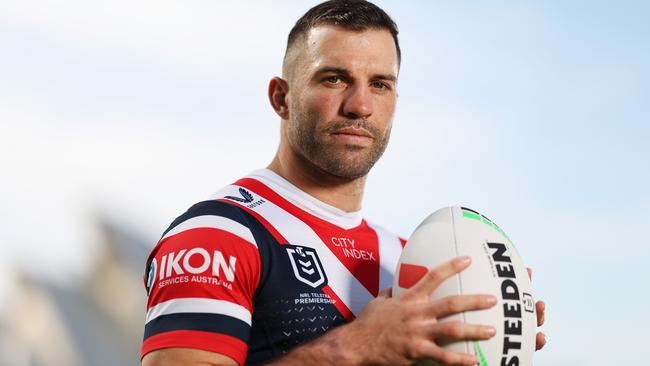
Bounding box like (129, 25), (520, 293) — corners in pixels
(218, 197), (359, 323)
(147, 227), (260, 312)
(234, 178), (380, 296)
(322, 285), (355, 321)
(141, 330), (247, 365)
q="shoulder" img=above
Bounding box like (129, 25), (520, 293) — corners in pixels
(142, 199), (263, 365)
(161, 199), (254, 241)
(146, 199), (262, 271)
(144, 199), (265, 299)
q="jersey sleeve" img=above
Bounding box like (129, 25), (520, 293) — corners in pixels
(141, 200), (262, 366)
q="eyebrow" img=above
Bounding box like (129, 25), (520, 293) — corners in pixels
(315, 66), (397, 82)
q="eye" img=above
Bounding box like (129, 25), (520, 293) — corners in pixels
(323, 75), (343, 84)
(371, 81), (390, 90)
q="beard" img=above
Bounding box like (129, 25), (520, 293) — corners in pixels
(287, 109), (392, 181)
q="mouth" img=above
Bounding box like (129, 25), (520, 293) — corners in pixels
(330, 127), (374, 145)
(331, 127), (374, 138)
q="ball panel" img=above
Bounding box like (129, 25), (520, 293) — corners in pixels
(397, 263), (428, 289)
(397, 221), (461, 301)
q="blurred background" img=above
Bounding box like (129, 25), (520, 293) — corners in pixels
(1, 0), (648, 365)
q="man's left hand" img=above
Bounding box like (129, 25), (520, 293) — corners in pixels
(527, 268), (547, 351)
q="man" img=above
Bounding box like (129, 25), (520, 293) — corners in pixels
(141, 1), (546, 365)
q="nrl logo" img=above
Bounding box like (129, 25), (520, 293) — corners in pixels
(286, 245), (327, 289)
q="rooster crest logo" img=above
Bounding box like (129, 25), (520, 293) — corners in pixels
(225, 188), (255, 203)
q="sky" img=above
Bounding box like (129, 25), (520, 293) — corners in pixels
(1, 1), (649, 364)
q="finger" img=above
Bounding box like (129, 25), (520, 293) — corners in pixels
(378, 287), (393, 298)
(406, 256), (471, 298)
(536, 300), (546, 326)
(526, 267), (533, 281)
(430, 321), (496, 342)
(535, 332), (547, 351)
(409, 339), (479, 366)
(428, 294), (497, 319)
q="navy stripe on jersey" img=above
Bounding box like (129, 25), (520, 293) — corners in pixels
(144, 313), (250, 341)
(160, 200), (252, 240)
(235, 208), (276, 294)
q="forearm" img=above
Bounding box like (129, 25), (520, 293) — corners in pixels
(263, 322), (364, 366)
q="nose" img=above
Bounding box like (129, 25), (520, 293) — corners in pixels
(342, 84), (373, 119)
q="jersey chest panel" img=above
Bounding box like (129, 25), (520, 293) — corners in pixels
(216, 182), (402, 364)
(245, 230), (346, 363)
(142, 174), (404, 366)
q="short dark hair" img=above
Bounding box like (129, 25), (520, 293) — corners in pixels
(286, 0), (401, 66)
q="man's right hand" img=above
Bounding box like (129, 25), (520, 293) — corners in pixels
(343, 256), (497, 366)
(143, 256), (496, 366)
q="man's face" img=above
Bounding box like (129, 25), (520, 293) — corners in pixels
(284, 26), (399, 180)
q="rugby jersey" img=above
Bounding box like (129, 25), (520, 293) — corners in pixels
(141, 169), (406, 365)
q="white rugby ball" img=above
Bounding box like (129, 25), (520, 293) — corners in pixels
(393, 206), (536, 366)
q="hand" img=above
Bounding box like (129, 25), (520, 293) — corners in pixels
(527, 268), (547, 351)
(347, 256), (497, 366)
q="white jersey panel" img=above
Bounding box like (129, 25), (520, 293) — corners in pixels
(217, 184), (374, 317)
(367, 221), (403, 292)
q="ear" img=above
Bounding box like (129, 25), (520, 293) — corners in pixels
(268, 77), (290, 120)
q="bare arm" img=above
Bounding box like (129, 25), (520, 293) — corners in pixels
(265, 256), (494, 366)
(142, 348), (238, 366)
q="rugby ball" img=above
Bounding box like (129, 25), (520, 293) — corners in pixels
(393, 207), (536, 366)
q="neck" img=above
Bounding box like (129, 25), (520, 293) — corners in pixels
(267, 145), (367, 213)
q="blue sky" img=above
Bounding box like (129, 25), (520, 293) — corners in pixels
(1, 1), (648, 364)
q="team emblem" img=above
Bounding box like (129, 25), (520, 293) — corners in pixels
(286, 245), (327, 288)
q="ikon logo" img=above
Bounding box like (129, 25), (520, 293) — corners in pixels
(286, 245), (327, 288)
(157, 248), (237, 282)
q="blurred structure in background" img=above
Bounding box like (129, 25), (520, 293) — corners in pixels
(0, 217), (150, 366)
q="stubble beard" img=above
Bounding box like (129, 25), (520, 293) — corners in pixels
(287, 109), (392, 181)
